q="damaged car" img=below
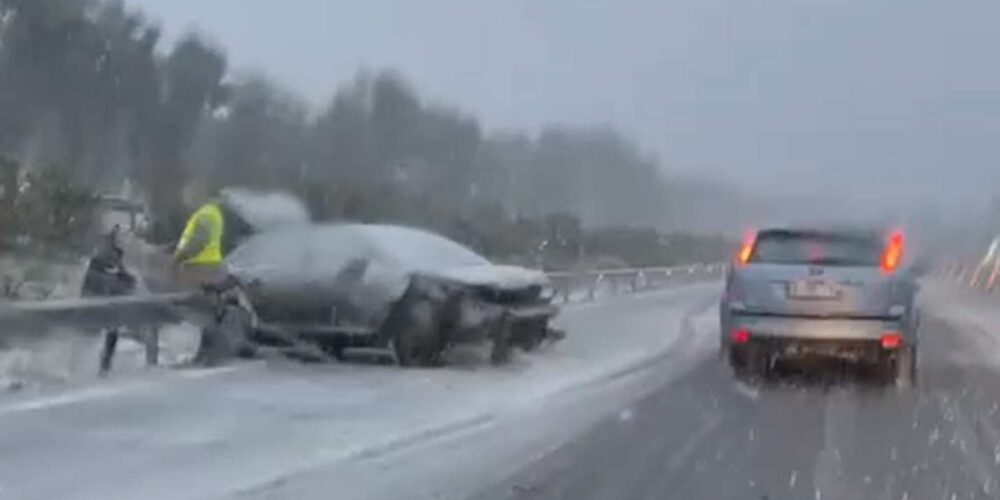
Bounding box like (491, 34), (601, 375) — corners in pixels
(222, 223), (562, 366)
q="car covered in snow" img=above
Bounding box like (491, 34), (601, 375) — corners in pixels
(224, 223), (562, 366)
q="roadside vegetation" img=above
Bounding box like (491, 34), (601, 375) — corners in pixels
(0, 0), (730, 270)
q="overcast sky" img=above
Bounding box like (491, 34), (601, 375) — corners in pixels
(126, 0), (1000, 211)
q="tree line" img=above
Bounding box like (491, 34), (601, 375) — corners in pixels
(0, 0), (726, 267)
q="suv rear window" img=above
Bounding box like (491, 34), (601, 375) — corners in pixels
(750, 230), (882, 266)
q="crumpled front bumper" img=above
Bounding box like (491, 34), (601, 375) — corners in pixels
(450, 296), (559, 344)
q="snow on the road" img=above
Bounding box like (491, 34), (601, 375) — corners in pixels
(0, 283), (721, 500)
(233, 285), (723, 500)
(453, 282), (719, 412)
(921, 282), (1000, 367)
(0, 322), (201, 392)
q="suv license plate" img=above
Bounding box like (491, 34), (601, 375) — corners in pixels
(788, 280), (838, 299)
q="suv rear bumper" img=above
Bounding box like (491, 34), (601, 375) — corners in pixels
(728, 314), (906, 341)
(724, 314), (913, 363)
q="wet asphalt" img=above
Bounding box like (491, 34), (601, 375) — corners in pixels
(469, 314), (1000, 500)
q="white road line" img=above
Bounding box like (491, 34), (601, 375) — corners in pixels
(733, 381), (760, 400)
(0, 365), (245, 417)
(175, 364), (245, 379)
(813, 391), (861, 500)
(0, 382), (154, 416)
(937, 393), (997, 497)
(664, 413), (722, 473)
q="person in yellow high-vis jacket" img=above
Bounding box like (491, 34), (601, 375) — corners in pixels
(173, 200), (227, 288)
(173, 199), (250, 365)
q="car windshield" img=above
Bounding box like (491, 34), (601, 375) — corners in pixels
(750, 231), (883, 266)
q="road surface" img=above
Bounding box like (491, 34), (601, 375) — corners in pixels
(1, 282), (1000, 500)
(470, 284), (1000, 500)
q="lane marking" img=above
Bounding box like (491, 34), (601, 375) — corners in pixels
(0, 383), (149, 416)
(813, 391), (860, 500)
(232, 412), (498, 498)
(0, 365), (245, 417)
(733, 381), (760, 401)
(176, 364), (244, 379)
(349, 413), (496, 461)
(664, 413), (722, 474)
(936, 393), (997, 497)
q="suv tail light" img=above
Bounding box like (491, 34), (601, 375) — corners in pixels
(736, 230), (756, 266)
(880, 230), (904, 274)
(880, 331), (903, 349)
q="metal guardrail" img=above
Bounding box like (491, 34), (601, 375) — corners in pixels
(545, 263), (726, 303)
(0, 292), (200, 375)
(934, 236), (1000, 293)
(0, 264), (726, 379)
(935, 259), (1000, 293)
(87, 263), (728, 372)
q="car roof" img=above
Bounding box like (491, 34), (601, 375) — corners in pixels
(226, 223), (491, 279)
(345, 224), (490, 268)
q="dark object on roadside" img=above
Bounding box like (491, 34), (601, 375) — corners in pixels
(190, 276), (258, 366)
(81, 226), (136, 298)
(80, 226), (141, 375)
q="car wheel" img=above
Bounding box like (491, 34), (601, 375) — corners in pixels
(390, 298), (443, 367)
(728, 346), (751, 378)
(730, 345), (770, 381)
(195, 304), (255, 366)
(318, 339), (346, 361)
(490, 312), (513, 365)
(511, 318), (547, 351)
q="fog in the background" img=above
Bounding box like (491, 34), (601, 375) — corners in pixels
(126, 0), (1000, 217)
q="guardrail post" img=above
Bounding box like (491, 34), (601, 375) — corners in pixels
(99, 328), (119, 376)
(145, 325), (159, 366)
(544, 263), (722, 304)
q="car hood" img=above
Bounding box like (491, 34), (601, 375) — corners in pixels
(426, 265), (550, 290)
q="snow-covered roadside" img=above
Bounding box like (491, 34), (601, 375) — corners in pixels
(920, 282), (1000, 366)
(0, 256), (87, 300)
(0, 283), (721, 500)
(0, 229), (194, 391)
(0, 323), (201, 393)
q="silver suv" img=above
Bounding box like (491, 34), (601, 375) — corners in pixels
(719, 227), (919, 386)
